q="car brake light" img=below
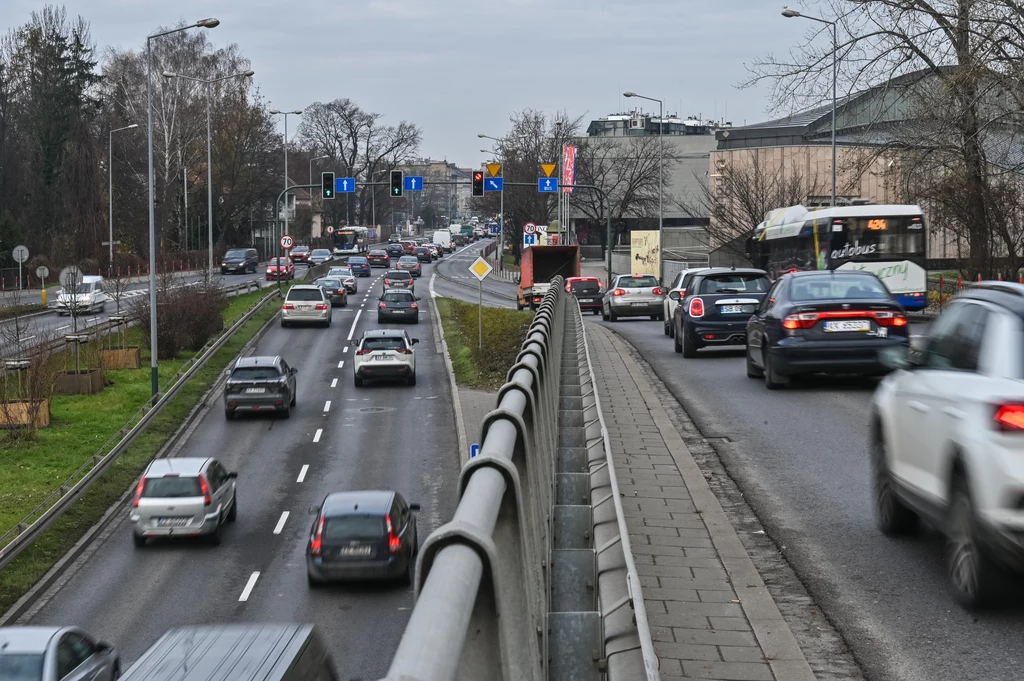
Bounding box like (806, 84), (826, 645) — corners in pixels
(873, 310), (908, 327)
(315, 304), (328, 310)
(410, 302), (418, 309)
(994, 404), (1024, 431)
(310, 516), (324, 556)
(337, 290), (345, 295)
(356, 349), (371, 355)
(283, 304), (294, 310)
(132, 478), (146, 507)
(782, 312), (819, 329)
(199, 475), (212, 506)
(652, 287), (664, 295)
(688, 297), (704, 317)
(379, 302), (387, 308)
(386, 514), (401, 553)
(397, 348), (413, 354)
(611, 288), (626, 297)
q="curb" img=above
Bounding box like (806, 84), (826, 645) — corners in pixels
(0, 302), (281, 626)
(428, 275), (469, 467)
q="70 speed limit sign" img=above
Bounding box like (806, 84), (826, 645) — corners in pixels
(280, 234), (294, 250)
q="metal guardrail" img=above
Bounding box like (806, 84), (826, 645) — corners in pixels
(380, 276), (658, 681)
(0, 284), (280, 569)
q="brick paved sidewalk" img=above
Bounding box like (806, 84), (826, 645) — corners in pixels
(586, 323), (816, 681)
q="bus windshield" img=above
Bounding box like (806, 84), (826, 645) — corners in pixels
(829, 216), (925, 262)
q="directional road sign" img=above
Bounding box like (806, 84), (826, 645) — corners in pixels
(280, 234), (294, 250)
(486, 163), (502, 177)
(469, 256), (493, 282)
(485, 177), (503, 192)
(523, 222), (537, 235)
(490, 224), (500, 235)
(538, 178), (558, 193)
(404, 175), (423, 191)
(470, 443), (480, 459)
(335, 177), (356, 193)
(523, 233), (536, 247)
(12, 245), (29, 263)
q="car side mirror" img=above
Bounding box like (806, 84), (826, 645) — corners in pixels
(416, 297), (422, 301)
(290, 368), (297, 375)
(308, 505), (319, 515)
(409, 503), (421, 511)
(412, 338), (420, 344)
(668, 290), (681, 301)
(227, 471), (238, 479)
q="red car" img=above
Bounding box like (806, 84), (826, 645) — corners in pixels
(266, 257), (295, 280)
(289, 245), (310, 263)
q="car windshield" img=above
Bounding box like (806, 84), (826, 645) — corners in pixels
(382, 292), (415, 302)
(387, 271), (411, 280)
(790, 274), (891, 301)
(142, 476), (201, 498)
(0, 653), (44, 680)
(311, 250), (331, 257)
(224, 250), (246, 258)
(316, 278), (343, 289)
(334, 268), (353, 277)
(698, 274), (770, 294)
(269, 258), (289, 266)
(287, 288), (324, 301)
(68, 283), (94, 294)
(292, 246), (308, 252)
(324, 515), (385, 541)
(231, 366), (281, 380)
(400, 257), (417, 263)
(617, 276), (659, 289)
(571, 280), (601, 294)
(362, 338), (407, 351)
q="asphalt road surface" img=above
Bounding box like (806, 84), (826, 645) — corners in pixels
(19, 262), (461, 680)
(584, 313), (1023, 681)
(432, 240), (517, 309)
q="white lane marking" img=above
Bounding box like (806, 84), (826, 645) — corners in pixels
(330, 378), (338, 388)
(239, 571), (260, 601)
(338, 360), (345, 368)
(56, 325), (70, 331)
(324, 400), (331, 412)
(313, 428), (323, 442)
(297, 464), (309, 483)
(347, 310), (363, 340)
(273, 511), (290, 534)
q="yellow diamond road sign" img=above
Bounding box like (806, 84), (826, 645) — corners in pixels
(469, 256), (493, 282)
(541, 163), (557, 178)
(486, 163), (502, 178)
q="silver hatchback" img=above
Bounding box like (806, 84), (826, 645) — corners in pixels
(130, 457), (237, 547)
(602, 274), (665, 321)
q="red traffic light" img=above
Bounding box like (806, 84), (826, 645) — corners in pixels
(473, 171), (483, 180)
(472, 171), (485, 197)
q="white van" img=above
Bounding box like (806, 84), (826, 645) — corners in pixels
(56, 275), (108, 315)
(432, 229), (453, 254)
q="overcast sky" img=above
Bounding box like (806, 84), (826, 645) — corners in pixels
(7, 0), (815, 165)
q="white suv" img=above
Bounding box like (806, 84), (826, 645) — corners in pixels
(352, 329), (419, 387)
(870, 281), (1024, 609)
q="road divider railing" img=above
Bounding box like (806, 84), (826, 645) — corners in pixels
(380, 276), (659, 681)
(0, 286), (282, 571)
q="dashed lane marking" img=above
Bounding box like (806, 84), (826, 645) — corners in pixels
(239, 571), (260, 601)
(273, 511), (289, 534)
(297, 464), (309, 483)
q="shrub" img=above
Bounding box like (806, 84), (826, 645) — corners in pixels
(131, 276), (227, 359)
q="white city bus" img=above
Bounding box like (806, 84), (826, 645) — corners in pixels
(332, 226), (370, 255)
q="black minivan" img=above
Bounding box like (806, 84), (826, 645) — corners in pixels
(221, 248), (260, 274)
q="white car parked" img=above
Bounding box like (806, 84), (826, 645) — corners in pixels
(870, 281), (1024, 609)
(662, 267), (708, 337)
(351, 329), (419, 387)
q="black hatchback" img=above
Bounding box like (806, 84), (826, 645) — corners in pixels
(672, 268), (770, 357)
(378, 289), (420, 323)
(745, 270), (910, 389)
(386, 243), (405, 260)
(306, 490), (420, 586)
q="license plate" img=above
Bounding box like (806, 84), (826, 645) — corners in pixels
(373, 354), (390, 360)
(391, 309), (406, 313)
(245, 387), (266, 394)
(721, 305), (744, 314)
(631, 302), (647, 306)
(156, 517), (188, 527)
(299, 305), (312, 311)
(579, 298), (594, 303)
(824, 320), (870, 332)
(340, 545), (372, 556)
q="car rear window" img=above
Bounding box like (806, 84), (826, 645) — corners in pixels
(697, 274), (769, 294)
(316, 278), (343, 289)
(400, 256), (417, 263)
(388, 271), (412, 279)
(0, 653), (43, 680)
(311, 250), (331, 256)
(790, 274), (890, 301)
(324, 515), (385, 540)
(142, 476), (201, 498)
(618, 276), (658, 289)
(269, 258), (289, 265)
(382, 292), (415, 302)
(371, 250), (387, 255)
(231, 366), (281, 380)
(287, 288), (324, 301)
(571, 281), (601, 294)
(362, 338), (407, 351)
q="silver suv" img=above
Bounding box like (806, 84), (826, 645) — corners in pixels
(130, 458), (237, 547)
(282, 285), (331, 328)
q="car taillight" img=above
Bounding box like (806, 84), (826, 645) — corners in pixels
(782, 312), (819, 329)
(397, 348), (413, 354)
(410, 302), (418, 309)
(995, 404), (1024, 431)
(379, 302), (387, 308)
(283, 304), (295, 310)
(873, 310), (908, 327)
(384, 280), (391, 286)
(315, 304), (328, 310)
(199, 475), (212, 506)
(386, 514), (401, 553)
(688, 297), (704, 317)
(132, 478), (146, 507)
(310, 516), (324, 556)
(356, 349), (371, 355)
(337, 289), (345, 295)
(652, 287), (664, 295)
(611, 288), (626, 297)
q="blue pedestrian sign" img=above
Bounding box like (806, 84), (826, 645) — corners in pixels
(470, 443), (480, 459)
(335, 177), (356, 193)
(404, 176), (424, 191)
(523, 233), (536, 247)
(485, 177), (503, 192)
(538, 178), (558, 193)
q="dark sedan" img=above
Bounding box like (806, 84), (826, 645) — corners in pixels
(377, 289), (420, 323)
(348, 256), (371, 277)
(566, 277), (603, 315)
(397, 256), (422, 277)
(368, 249), (390, 268)
(672, 268), (770, 357)
(414, 247), (432, 263)
(745, 270), (910, 389)
(307, 490), (419, 586)
(386, 243), (405, 260)
(313, 277), (349, 307)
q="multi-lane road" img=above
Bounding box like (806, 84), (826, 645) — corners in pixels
(17, 262), (461, 680)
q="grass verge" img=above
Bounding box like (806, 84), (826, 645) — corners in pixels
(0, 287), (279, 615)
(501, 255), (520, 272)
(435, 297), (534, 391)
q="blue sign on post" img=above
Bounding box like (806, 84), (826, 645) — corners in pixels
(404, 176), (424, 191)
(523, 233), (536, 247)
(490, 224), (500, 235)
(470, 443), (480, 459)
(335, 177), (356, 193)
(485, 177), (503, 192)
(538, 177), (558, 193)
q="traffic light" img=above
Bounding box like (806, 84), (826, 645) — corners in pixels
(321, 172), (335, 199)
(390, 170), (404, 197)
(472, 171), (484, 197)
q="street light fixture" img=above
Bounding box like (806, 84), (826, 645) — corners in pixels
(108, 123), (138, 269)
(623, 91), (665, 282)
(162, 69), (254, 281)
(269, 109), (304, 251)
(783, 7), (838, 207)
(145, 17), (219, 397)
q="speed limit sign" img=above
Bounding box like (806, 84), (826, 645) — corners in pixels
(325, 226), (334, 235)
(280, 234), (294, 250)
(523, 222), (537, 235)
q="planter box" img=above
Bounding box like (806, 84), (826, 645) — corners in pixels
(101, 346), (141, 370)
(55, 369), (105, 395)
(0, 399), (50, 429)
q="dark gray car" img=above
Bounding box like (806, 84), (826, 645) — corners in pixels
(0, 626), (121, 681)
(224, 356), (297, 419)
(313, 278), (349, 307)
(383, 269), (415, 292)
(221, 248), (259, 274)
(377, 289), (420, 323)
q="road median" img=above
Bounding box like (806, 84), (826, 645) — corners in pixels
(433, 297), (533, 390)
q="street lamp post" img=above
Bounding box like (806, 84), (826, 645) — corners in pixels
(478, 134), (506, 268)
(163, 69), (254, 281)
(783, 8), (837, 207)
(108, 123), (138, 268)
(269, 109), (303, 252)
(623, 92), (664, 283)
(146, 17), (219, 397)
(309, 154), (329, 239)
